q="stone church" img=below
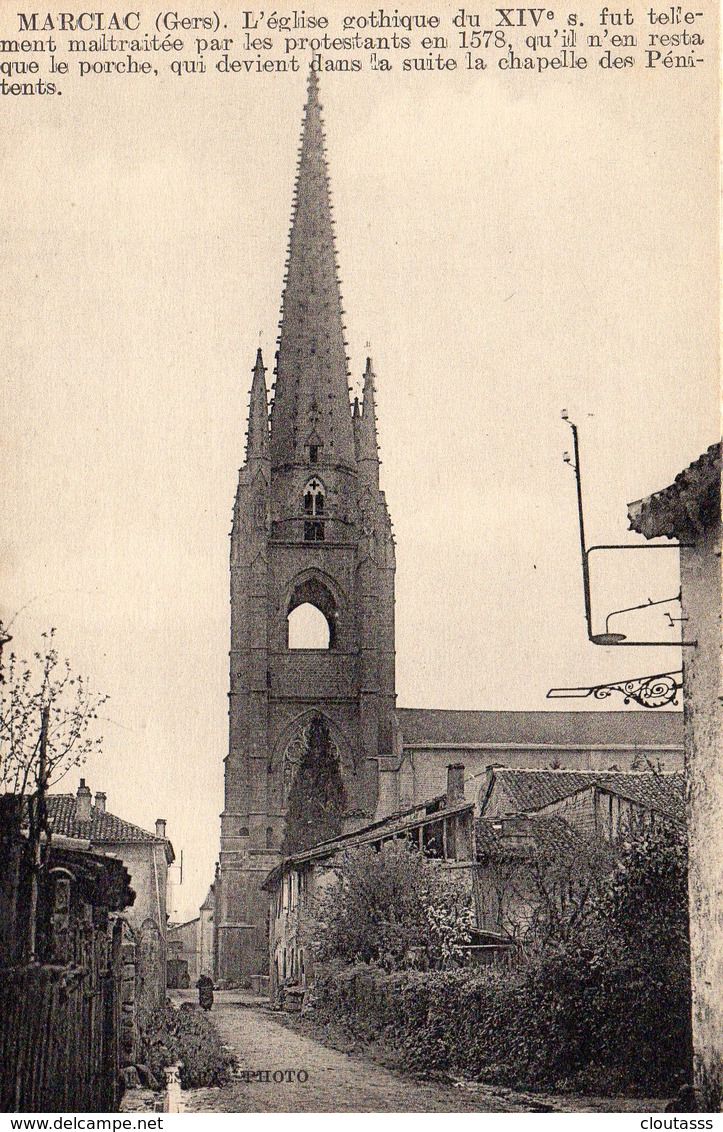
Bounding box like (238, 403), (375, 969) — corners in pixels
(213, 73), (683, 985)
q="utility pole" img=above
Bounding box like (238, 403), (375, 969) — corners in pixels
(27, 704), (49, 963)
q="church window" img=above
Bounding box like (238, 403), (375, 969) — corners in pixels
(282, 723), (341, 805)
(304, 520), (324, 541)
(239, 826), (249, 838)
(266, 826), (274, 849)
(303, 478), (325, 541)
(309, 444), (319, 464)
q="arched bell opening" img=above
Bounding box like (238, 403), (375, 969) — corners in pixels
(286, 575), (338, 649)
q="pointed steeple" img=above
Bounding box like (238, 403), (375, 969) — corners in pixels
(246, 348), (269, 462)
(270, 71), (355, 468)
(355, 357), (380, 469)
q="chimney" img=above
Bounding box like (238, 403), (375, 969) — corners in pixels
(155, 818), (166, 840)
(446, 764), (465, 805)
(75, 779), (92, 825)
(94, 791), (106, 813)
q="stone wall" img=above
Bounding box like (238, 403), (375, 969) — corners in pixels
(681, 519), (723, 1109)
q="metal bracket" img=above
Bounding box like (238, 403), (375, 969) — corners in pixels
(561, 413), (696, 647)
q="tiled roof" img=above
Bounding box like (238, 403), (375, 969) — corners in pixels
(262, 794), (473, 889)
(594, 772), (685, 824)
(44, 795), (163, 845)
(475, 814), (579, 861)
(481, 770), (598, 817)
(395, 708), (682, 748)
(628, 442), (721, 541)
(480, 768), (685, 824)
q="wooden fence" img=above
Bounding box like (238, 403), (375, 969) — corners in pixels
(0, 951), (122, 1113)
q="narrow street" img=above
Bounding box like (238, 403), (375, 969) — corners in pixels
(174, 993), (666, 1114)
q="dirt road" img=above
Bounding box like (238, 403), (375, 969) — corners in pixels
(176, 994), (664, 1114)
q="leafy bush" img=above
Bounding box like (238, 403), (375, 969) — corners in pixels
(139, 1004), (237, 1089)
(305, 841), (474, 971)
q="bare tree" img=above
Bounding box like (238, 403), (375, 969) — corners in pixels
(480, 819), (615, 953)
(0, 628), (108, 797)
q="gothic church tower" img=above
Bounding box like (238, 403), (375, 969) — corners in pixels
(216, 73), (396, 983)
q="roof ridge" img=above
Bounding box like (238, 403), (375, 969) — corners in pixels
(499, 767), (682, 776)
(396, 706), (681, 716)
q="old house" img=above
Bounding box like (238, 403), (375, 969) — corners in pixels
(215, 70), (686, 987)
(475, 768), (685, 939)
(628, 441), (721, 1109)
(263, 762), (686, 991)
(44, 780), (174, 1014)
(262, 764), (476, 999)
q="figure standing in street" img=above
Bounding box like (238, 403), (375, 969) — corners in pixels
(197, 974), (214, 1011)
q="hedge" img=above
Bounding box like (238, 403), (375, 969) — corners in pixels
(305, 954), (691, 1097)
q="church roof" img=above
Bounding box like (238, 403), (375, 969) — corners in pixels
(270, 71), (355, 467)
(627, 441), (721, 541)
(396, 707), (683, 749)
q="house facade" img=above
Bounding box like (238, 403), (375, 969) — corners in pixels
(262, 764), (476, 999)
(262, 762), (684, 996)
(46, 780), (174, 1015)
(1, 794), (134, 1111)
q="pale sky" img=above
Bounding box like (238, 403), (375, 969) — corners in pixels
(1, 3), (718, 918)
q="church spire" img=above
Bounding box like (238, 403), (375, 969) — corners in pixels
(246, 348), (269, 462)
(270, 71), (355, 469)
(355, 356), (380, 473)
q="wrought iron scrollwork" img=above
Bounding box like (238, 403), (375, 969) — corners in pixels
(547, 671), (682, 709)
(591, 672), (681, 708)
